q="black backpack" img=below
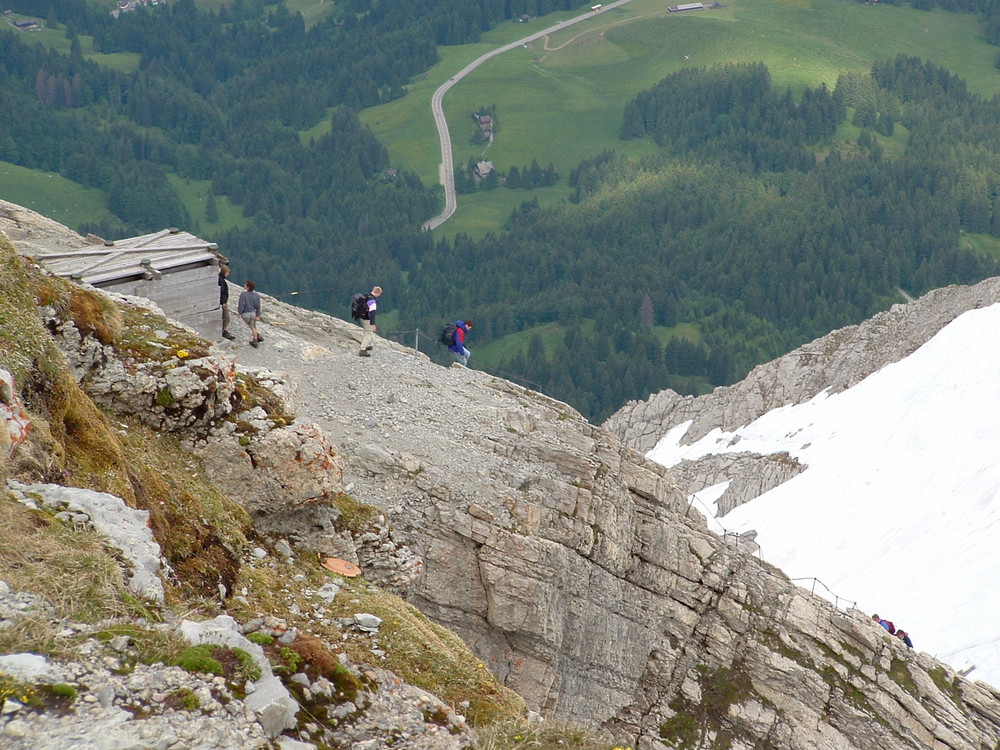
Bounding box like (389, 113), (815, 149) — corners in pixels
(439, 322), (457, 346)
(351, 293), (368, 321)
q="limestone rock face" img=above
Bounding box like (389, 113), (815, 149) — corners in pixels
(5, 201), (1000, 749)
(46, 302), (239, 436)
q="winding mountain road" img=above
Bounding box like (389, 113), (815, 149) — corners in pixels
(422, 0), (637, 230)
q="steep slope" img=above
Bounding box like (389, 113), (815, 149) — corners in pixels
(3, 201), (1000, 749)
(606, 283), (1000, 690)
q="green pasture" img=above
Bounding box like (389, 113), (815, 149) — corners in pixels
(361, 0), (1000, 236)
(651, 322), (701, 347)
(830, 111), (911, 156)
(434, 184), (572, 242)
(962, 233), (1000, 261)
(0, 161), (118, 232)
(476, 318), (700, 366)
(166, 174), (250, 236)
(476, 320), (577, 365)
(3, 22), (140, 72)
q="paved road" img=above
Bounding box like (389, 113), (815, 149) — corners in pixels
(422, 0), (637, 231)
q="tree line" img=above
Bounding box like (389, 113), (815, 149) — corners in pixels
(4, 0), (1000, 421)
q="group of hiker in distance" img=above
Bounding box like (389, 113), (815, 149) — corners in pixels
(350, 286), (473, 365)
(219, 268), (473, 365)
(873, 614), (914, 648)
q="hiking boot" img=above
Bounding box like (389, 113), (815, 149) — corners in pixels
(359, 350), (371, 357)
(365, 345), (373, 351)
(256, 335), (264, 342)
(250, 340), (259, 348)
(222, 331), (236, 340)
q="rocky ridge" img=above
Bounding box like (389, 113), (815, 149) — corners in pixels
(2, 200), (1000, 749)
(604, 278), (1000, 513)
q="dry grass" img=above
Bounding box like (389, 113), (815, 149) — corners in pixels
(0, 238), (65, 388)
(0, 494), (139, 658)
(68, 287), (123, 345)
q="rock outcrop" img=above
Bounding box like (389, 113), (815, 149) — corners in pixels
(606, 278), (1000, 455)
(604, 277), (1000, 512)
(3, 201), (1000, 749)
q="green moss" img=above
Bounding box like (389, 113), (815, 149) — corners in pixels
(660, 664), (758, 749)
(155, 388), (175, 407)
(660, 711), (699, 748)
(246, 632), (274, 646)
(166, 687), (201, 712)
(329, 662), (362, 703)
(275, 645), (302, 676)
(888, 659), (918, 696)
(50, 683), (77, 699)
(928, 666), (964, 710)
(174, 644), (224, 676)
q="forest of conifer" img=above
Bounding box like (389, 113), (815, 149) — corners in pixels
(3, 0), (1000, 420)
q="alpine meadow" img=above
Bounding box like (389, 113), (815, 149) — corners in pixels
(4, 0), (1000, 419)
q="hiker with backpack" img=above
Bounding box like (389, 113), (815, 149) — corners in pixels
(237, 279), (263, 348)
(872, 613), (896, 634)
(351, 286), (382, 357)
(445, 319), (473, 366)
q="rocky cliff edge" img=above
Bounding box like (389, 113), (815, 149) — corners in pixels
(2, 200), (999, 750)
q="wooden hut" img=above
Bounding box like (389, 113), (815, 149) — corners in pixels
(33, 228), (223, 333)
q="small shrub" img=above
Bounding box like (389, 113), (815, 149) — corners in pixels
(0, 675), (39, 707)
(332, 493), (381, 533)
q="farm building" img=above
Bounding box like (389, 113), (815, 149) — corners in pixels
(668, 2), (704, 11)
(30, 227), (224, 334)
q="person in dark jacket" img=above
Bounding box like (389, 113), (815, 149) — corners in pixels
(447, 319), (473, 366)
(358, 286), (382, 357)
(895, 630), (913, 648)
(237, 279), (262, 348)
(219, 265), (235, 340)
